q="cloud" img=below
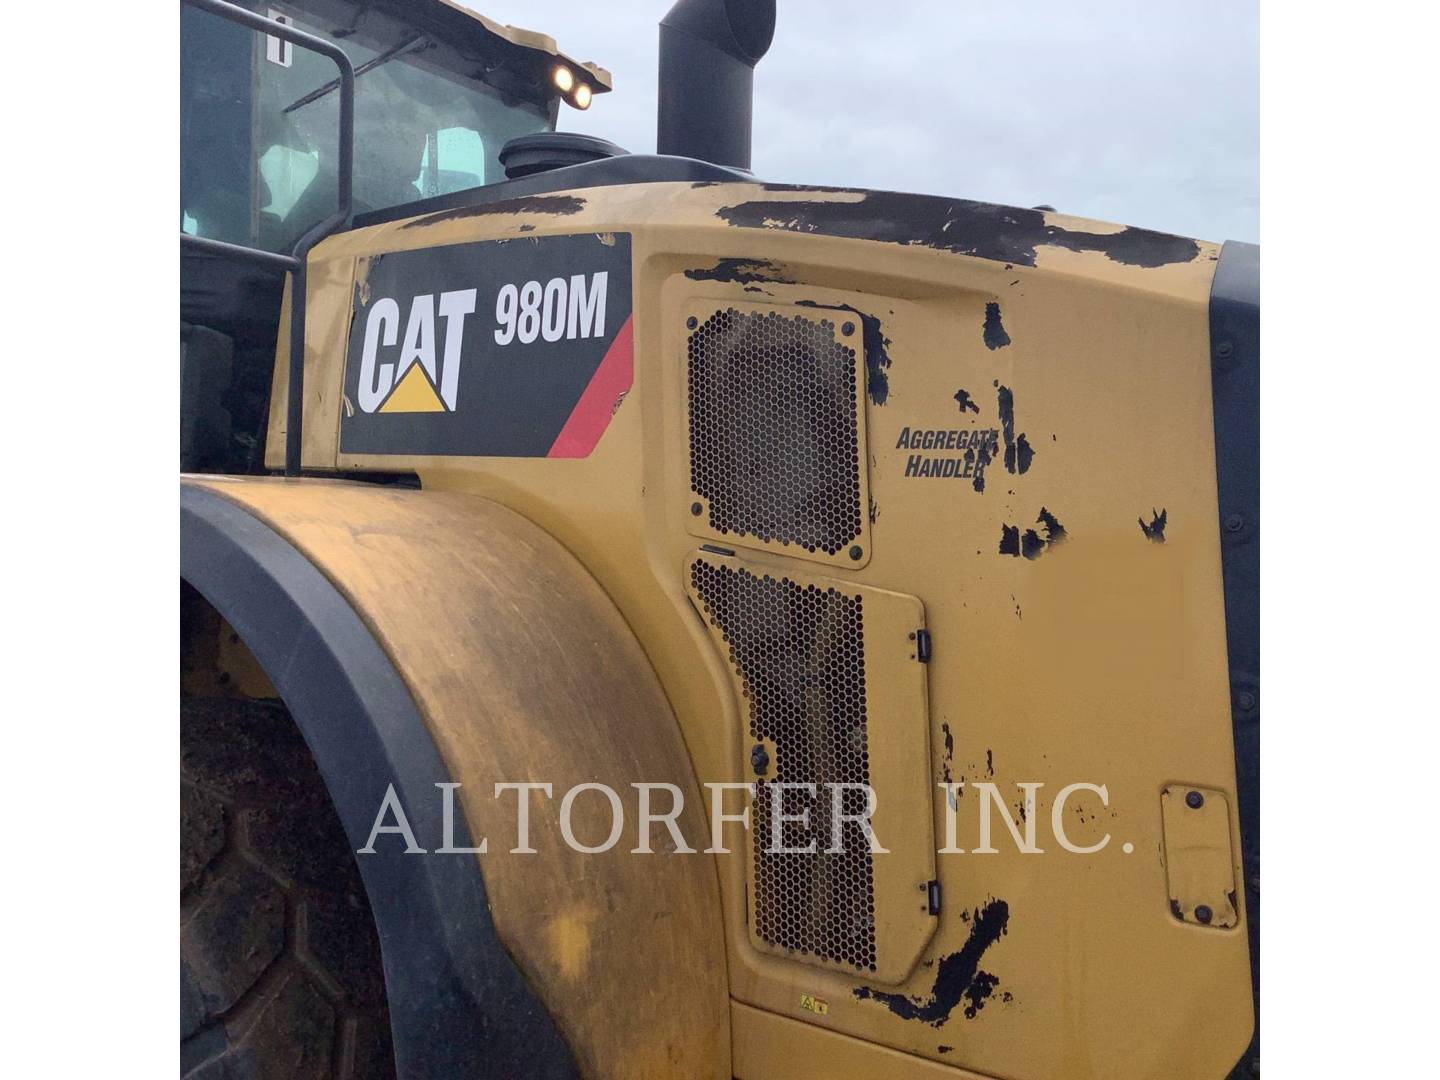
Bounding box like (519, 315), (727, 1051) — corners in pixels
(467, 1), (1257, 241)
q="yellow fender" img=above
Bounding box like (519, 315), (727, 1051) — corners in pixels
(181, 475), (729, 1079)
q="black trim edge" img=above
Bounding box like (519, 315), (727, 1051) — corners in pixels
(353, 153), (753, 229)
(1209, 240), (1259, 1079)
(180, 484), (578, 1079)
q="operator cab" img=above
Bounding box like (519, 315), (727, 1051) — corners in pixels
(180, 0), (609, 470)
(180, 0), (608, 340)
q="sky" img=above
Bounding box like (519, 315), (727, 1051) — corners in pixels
(466, 1), (1258, 243)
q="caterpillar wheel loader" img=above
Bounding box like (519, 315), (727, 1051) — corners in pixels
(179, 1), (1259, 1077)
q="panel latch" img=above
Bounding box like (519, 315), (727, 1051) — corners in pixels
(913, 628), (932, 663)
(1160, 785), (1239, 929)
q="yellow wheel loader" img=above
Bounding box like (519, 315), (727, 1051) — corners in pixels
(179, 1), (1259, 1077)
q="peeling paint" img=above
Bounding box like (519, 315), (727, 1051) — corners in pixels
(1014, 434), (1034, 473)
(715, 187), (1201, 268)
(939, 722), (957, 805)
(1139, 508), (1168, 543)
(853, 899), (1010, 1026)
(1001, 508), (1068, 559)
(684, 258), (791, 285)
(973, 437), (993, 493)
(983, 302), (1012, 350)
(796, 300), (893, 406)
(401, 193), (586, 230)
(995, 384), (1034, 475)
(953, 388), (980, 414)
(1037, 507), (1068, 545)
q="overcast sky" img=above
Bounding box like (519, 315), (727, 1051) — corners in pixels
(466, 1), (1257, 243)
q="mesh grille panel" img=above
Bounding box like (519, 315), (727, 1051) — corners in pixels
(687, 308), (863, 556)
(690, 558), (877, 972)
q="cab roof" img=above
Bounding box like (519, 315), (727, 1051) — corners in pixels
(408, 0), (612, 93)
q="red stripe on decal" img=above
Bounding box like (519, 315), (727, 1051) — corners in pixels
(547, 314), (635, 458)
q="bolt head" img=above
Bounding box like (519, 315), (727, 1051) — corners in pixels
(1185, 790), (1205, 810)
(841, 321), (856, 337)
(686, 316), (698, 330)
(690, 502), (703, 516)
(1238, 690), (1257, 711)
(1225, 513), (1244, 533)
(848, 545), (863, 561)
(1194, 904), (1214, 924)
(1216, 341), (1234, 359)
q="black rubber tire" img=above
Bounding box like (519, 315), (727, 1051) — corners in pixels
(181, 696), (397, 1080)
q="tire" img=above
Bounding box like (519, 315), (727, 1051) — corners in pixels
(181, 696), (396, 1080)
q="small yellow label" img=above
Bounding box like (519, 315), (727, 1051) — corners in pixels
(799, 994), (829, 1016)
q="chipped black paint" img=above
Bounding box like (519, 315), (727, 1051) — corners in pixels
(797, 300), (893, 406)
(942, 722), (955, 762)
(684, 258), (792, 285)
(999, 525), (1020, 557)
(983, 302), (1012, 350)
(401, 194), (586, 230)
(1038, 507), (1067, 545)
(938, 1046), (954, 1055)
(1140, 507), (1168, 543)
(953, 388), (980, 414)
(1014, 434), (1034, 473)
(853, 900), (1010, 1026)
(1002, 508), (1069, 559)
(964, 972), (1002, 1018)
(973, 437), (993, 493)
(715, 186), (1201, 269)
(995, 384), (1034, 475)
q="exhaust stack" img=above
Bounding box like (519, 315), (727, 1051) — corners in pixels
(657, 0), (776, 170)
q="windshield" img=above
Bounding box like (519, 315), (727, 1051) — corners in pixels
(181, 1), (554, 252)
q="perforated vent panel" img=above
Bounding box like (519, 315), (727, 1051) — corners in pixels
(689, 557), (878, 973)
(686, 306), (868, 565)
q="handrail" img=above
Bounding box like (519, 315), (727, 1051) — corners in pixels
(181, 235), (300, 274)
(180, 0), (355, 476)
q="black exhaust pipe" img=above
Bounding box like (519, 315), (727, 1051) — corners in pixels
(657, 0), (776, 170)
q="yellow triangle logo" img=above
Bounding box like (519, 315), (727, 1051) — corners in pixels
(378, 363), (446, 413)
